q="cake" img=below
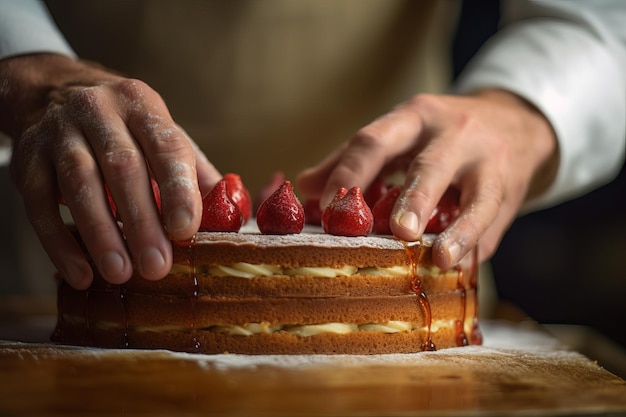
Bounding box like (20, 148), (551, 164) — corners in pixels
(52, 226), (481, 354)
(52, 177), (482, 354)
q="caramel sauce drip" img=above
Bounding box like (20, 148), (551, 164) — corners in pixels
(50, 278), (65, 343)
(82, 286), (95, 346)
(402, 241), (436, 351)
(455, 266), (469, 347)
(468, 250), (483, 345)
(115, 285), (130, 348)
(186, 235), (201, 352)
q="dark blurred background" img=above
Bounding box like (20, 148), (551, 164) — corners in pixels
(453, 0), (626, 349)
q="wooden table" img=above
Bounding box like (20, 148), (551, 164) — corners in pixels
(1, 307), (626, 416)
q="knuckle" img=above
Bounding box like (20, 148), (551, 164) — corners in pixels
(116, 78), (151, 101)
(350, 128), (386, 150)
(325, 163), (362, 191)
(102, 146), (144, 179)
(476, 178), (506, 208)
(415, 144), (448, 168)
(405, 93), (443, 114)
(403, 185), (431, 205)
(121, 216), (158, 238)
(83, 221), (116, 238)
(146, 125), (190, 156)
(133, 118), (190, 158)
(56, 151), (96, 193)
(67, 86), (105, 114)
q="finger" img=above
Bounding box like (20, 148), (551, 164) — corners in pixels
(317, 105), (425, 208)
(389, 132), (462, 242)
(121, 81), (203, 242)
(432, 169), (505, 269)
(18, 149), (94, 290)
(474, 179), (526, 265)
(71, 84), (172, 281)
(183, 128), (221, 197)
(54, 130), (134, 284)
(297, 144), (348, 200)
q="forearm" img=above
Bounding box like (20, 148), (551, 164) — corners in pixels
(453, 0), (626, 209)
(0, 54), (119, 140)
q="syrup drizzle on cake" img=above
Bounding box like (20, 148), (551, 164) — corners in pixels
(52, 228), (481, 354)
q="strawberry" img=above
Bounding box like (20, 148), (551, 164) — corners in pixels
(256, 180), (305, 234)
(200, 179), (244, 232)
(372, 186), (402, 235)
(364, 179), (389, 209)
(223, 173), (252, 223)
(322, 186), (373, 237)
(253, 171), (285, 212)
(150, 177), (162, 214)
(303, 199), (323, 226)
(425, 187), (461, 233)
(321, 187), (347, 231)
(105, 184), (118, 220)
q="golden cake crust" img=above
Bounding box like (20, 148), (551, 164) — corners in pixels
(53, 229), (481, 354)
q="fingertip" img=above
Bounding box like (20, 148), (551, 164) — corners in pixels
(444, 241), (462, 267)
(137, 245), (171, 281)
(62, 260), (94, 290)
(391, 210), (421, 241)
(166, 206), (194, 238)
(432, 236), (463, 270)
(98, 251), (132, 284)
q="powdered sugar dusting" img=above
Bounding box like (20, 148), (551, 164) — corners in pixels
(194, 223), (433, 250)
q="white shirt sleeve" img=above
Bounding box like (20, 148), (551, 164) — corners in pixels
(453, 0), (626, 211)
(0, 0), (75, 60)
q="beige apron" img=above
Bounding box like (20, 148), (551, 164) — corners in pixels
(48, 0), (457, 193)
(7, 0), (459, 294)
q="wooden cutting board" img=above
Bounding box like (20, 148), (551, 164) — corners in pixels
(1, 320), (626, 416)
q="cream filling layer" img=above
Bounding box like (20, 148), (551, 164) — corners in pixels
(62, 315), (456, 337)
(172, 263), (453, 279)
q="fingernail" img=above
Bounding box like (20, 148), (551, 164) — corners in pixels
(447, 242), (462, 265)
(396, 211), (419, 236)
(167, 207), (192, 234)
(139, 246), (166, 277)
(100, 251), (126, 280)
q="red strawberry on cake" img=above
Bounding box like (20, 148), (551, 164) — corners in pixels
(223, 173), (252, 224)
(425, 187), (461, 234)
(256, 180), (305, 235)
(200, 178), (243, 232)
(372, 186), (402, 235)
(322, 186), (373, 237)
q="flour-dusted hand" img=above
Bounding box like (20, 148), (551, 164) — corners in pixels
(0, 54), (221, 289)
(298, 90), (558, 269)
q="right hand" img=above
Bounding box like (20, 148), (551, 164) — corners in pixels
(298, 90), (558, 270)
(1, 54), (221, 289)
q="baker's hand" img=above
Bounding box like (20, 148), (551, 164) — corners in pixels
(0, 54), (221, 289)
(298, 90), (558, 269)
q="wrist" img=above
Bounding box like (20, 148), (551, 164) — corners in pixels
(473, 88), (559, 201)
(0, 53), (118, 139)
